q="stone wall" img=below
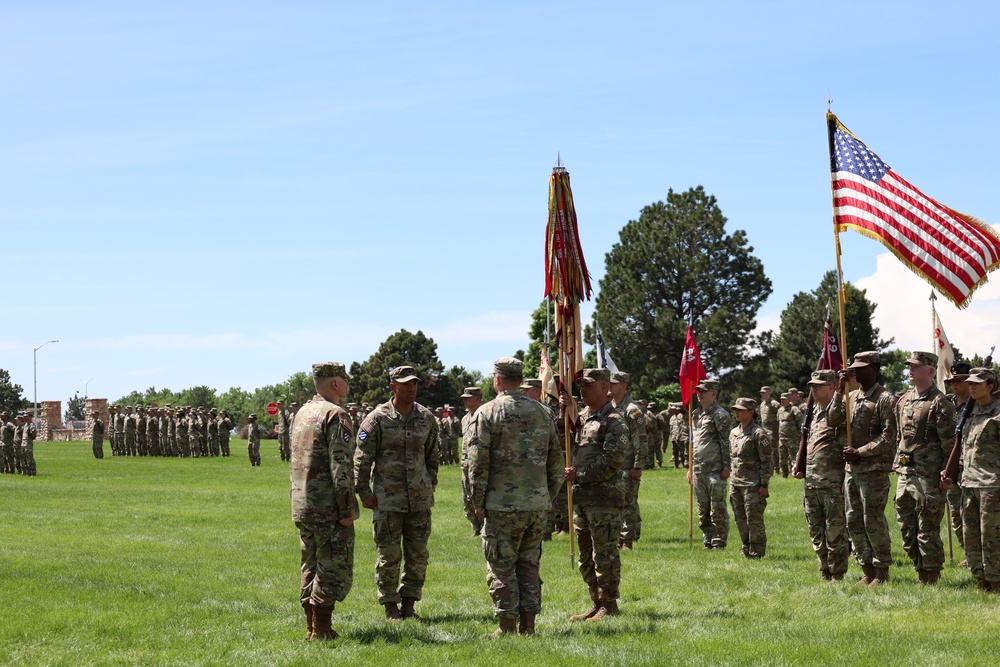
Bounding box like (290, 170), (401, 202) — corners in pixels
(39, 400), (63, 441)
(86, 398), (110, 441)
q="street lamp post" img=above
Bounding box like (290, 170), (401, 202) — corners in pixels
(83, 378), (93, 401)
(33, 340), (59, 420)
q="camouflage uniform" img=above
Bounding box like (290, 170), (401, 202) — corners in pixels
(803, 373), (848, 578)
(277, 406), (291, 462)
(247, 417), (263, 466)
(124, 408), (137, 456)
(218, 413), (233, 457)
(758, 389), (780, 473)
(643, 405), (660, 469)
(845, 378), (898, 572)
(669, 406), (689, 468)
(612, 391), (647, 544)
(460, 391), (483, 536)
(21, 418), (37, 475)
(113, 409), (124, 456)
(571, 392), (627, 606)
(175, 412), (189, 457)
(12, 418), (23, 473)
(959, 370), (1000, 585)
(355, 398), (439, 605)
(136, 408), (148, 456)
(894, 361), (955, 575)
(729, 399), (772, 557)
(146, 412), (160, 457)
(92, 415), (105, 459)
(1, 415), (15, 473)
(776, 399), (802, 477)
(466, 369), (563, 622)
(291, 382), (359, 613)
(159, 410), (169, 456)
(207, 411), (220, 457)
(692, 391), (732, 548)
(947, 377), (972, 553)
(167, 411), (178, 457)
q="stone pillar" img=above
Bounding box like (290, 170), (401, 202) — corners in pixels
(39, 401), (63, 441)
(86, 398), (110, 441)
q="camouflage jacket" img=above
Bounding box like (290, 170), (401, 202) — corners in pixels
(777, 404), (803, 441)
(461, 409), (479, 467)
(218, 417), (233, 439)
(1, 421), (14, 446)
(92, 418), (105, 440)
(894, 385), (955, 478)
(207, 418), (218, 437)
(759, 398), (780, 430)
(247, 421), (264, 445)
(276, 408), (290, 435)
(961, 398), (1000, 489)
(729, 421), (772, 487)
(176, 416), (189, 439)
(355, 400), (439, 512)
(645, 409), (660, 445)
(290, 394), (359, 525)
(571, 401), (627, 508)
(166, 416), (176, 438)
(13, 423), (22, 446)
(146, 416), (159, 439)
(136, 416), (147, 436)
(692, 402), (732, 474)
(124, 414), (137, 435)
(466, 390), (563, 512)
(669, 412), (689, 445)
(613, 395), (648, 470)
(847, 383), (898, 474)
(112, 413), (124, 434)
(448, 416), (460, 444)
(437, 416), (452, 449)
(805, 392), (846, 489)
(23, 422), (36, 445)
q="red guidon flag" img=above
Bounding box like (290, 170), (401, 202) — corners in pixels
(678, 326), (706, 408)
(820, 314), (843, 371)
(828, 113), (1000, 308)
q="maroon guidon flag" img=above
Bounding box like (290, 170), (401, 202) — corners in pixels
(679, 326), (707, 408)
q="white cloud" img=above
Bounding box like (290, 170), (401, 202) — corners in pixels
(430, 311), (532, 345)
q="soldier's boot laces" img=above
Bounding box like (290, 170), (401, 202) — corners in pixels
(310, 605), (338, 641)
(400, 597), (420, 620)
(858, 564), (877, 585)
(588, 600), (619, 621)
(518, 612), (536, 636)
(385, 603), (402, 622)
(490, 616), (518, 638)
(302, 602), (315, 640)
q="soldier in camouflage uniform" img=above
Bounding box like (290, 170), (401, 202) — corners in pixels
(355, 365), (439, 621)
(434, 408), (450, 465)
(218, 410), (233, 457)
(945, 362), (972, 564)
(643, 400), (662, 469)
(729, 397), (772, 558)
(136, 406), (148, 456)
(460, 386), (485, 536)
(12, 414), (23, 474)
(776, 393), (801, 478)
(563, 369), (627, 621)
(111, 405), (122, 456)
(894, 351), (955, 585)
(166, 407), (177, 457)
(795, 370), (849, 581)
(277, 399), (291, 462)
(467, 358), (563, 636)
(609, 372), (647, 550)
(1, 412), (15, 473)
(207, 408), (220, 456)
(448, 407), (461, 467)
(247, 413), (264, 466)
(92, 410), (105, 459)
(521, 379), (566, 541)
(290, 362), (358, 640)
(21, 412), (37, 476)
(944, 368), (1000, 591)
(668, 403), (689, 469)
(123, 406), (137, 456)
(758, 387), (780, 474)
(146, 408), (160, 456)
(688, 380), (732, 549)
(842, 352), (898, 585)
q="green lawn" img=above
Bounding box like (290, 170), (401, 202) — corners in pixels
(2, 443), (997, 666)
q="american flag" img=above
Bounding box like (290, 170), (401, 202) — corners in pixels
(828, 113), (1000, 308)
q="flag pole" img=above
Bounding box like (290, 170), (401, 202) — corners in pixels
(561, 300), (576, 569)
(932, 291), (955, 564)
(688, 399), (694, 548)
(828, 111), (853, 449)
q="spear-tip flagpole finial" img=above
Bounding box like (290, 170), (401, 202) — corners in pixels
(929, 290), (937, 301)
(554, 152), (566, 172)
(827, 91), (833, 112)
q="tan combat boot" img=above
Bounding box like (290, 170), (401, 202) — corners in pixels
(588, 600), (619, 621)
(570, 585), (601, 621)
(385, 602), (402, 622)
(310, 605), (338, 640)
(518, 612), (536, 636)
(869, 567), (889, 586)
(490, 616), (517, 638)
(924, 570), (940, 586)
(400, 597), (420, 620)
(302, 602), (315, 640)
(858, 564), (877, 585)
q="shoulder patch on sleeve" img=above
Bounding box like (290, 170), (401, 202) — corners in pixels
(358, 417), (374, 442)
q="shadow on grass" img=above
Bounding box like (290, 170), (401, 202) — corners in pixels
(422, 611), (495, 624)
(343, 625), (447, 645)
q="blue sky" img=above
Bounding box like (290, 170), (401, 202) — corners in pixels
(3, 1), (999, 405)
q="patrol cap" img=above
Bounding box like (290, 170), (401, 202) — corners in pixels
(949, 362), (973, 381)
(669, 402), (683, 410)
(648, 401), (657, 408)
(313, 361), (351, 380)
(732, 397), (757, 412)
(493, 356), (523, 378)
(460, 386), (482, 398)
(788, 387), (801, 395)
(807, 369), (837, 385)
(759, 386), (772, 393)
(91, 410), (99, 415)
(277, 398), (285, 404)
(610, 371), (630, 384)
(579, 368), (610, 384)
(1, 411), (9, 418)
(519, 378), (542, 390)
(248, 413), (257, 419)
(848, 351), (880, 369)
(434, 407), (443, 414)
(291, 402), (299, 407)
(966, 367), (998, 386)
(347, 402), (357, 408)
(780, 392), (790, 400)
(696, 380), (719, 392)
(905, 351), (938, 367)
(389, 365), (421, 383)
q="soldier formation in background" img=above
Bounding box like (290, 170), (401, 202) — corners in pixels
(1, 411), (37, 475)
(94, 405), (239, 461)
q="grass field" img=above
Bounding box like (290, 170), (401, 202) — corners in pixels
(2, 443), (998, 666)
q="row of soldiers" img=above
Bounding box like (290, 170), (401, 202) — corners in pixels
(0, 410), (38, 476)
(92, 404), (235, 459)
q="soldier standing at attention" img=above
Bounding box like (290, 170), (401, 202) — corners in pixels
(92, 410), (105, 459)
(758, 387), (780, 474)
(1, 411), (15, 473)
(466, 357), (563, 636)
(794, 370), (848, 582)
(447, 407), (461, 467)
(218, 410), (233, 457)
(290, 362), (358, 640)
(21, 412), (37, 476)
(609, 372), (646, 551)
(355, 365), (439, 622)
(519, 379), (563, 542)
(562, 368), (627, 622)
(175, 408), (189, 457)
(110, 405), (121, 456)
(247, 413), (264, 466)
(206, 408), (219, 456)
(668, 403), (688, 469)
(146, 408), (160, 457)
(136, 406), (148, 456)
(728, 397), (772, 559)
(945, 361), (973, 565)
(460, 386), (485, 536)
(842, 352), (898, 585)
(123, 405), (137, 456)
(776, 393), (801, 478)
(12, 414), (23, 474)
(276, 399), (291, 462)
(894, 351), (955, 585)
(943, 368), (1000, 591)
(687, 380), (732, 550)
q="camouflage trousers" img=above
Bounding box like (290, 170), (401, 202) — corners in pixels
(247, 440), (260, 465)
(483, 510), (544, 618)
(895, 474), (946, 572)
(804, 486), (849, 575)
(544, 483), (569, 536)
(372, 508), (432, 605)
(672, 440), (688, 468)
(777, 436), (796, 477)
(767, 426), (779, 473)
(20, 441), (36, 476)
(730, 485), (767, 556)
(845, 471), (893, 568)
(92, 437), (104, 459)
(645, 438), (661, 469)
(962, 487), (1000, 583)
(207, 433), (219, 457)
(2, 443), (15, 472)
(946, 471), (965, 551)
(116, 432), (125, 455)
(124, 433), (136, 456)
(620, 476), (642, 542)
(297, 521), (354, 609)
(574, 504), (622, 601)
(219, 436), (230, 457)
(694, 471), (730, 548)
(190, 434), (202, 458)
(460, 465), (482, 536)
(278, 433), (290, 462)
